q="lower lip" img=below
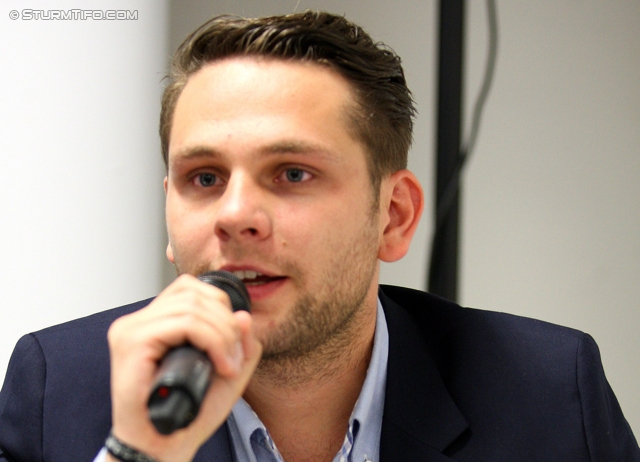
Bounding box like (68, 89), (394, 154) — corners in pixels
(244, 277), (287, 302)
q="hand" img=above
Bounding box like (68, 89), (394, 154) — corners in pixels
(107, 274), (262, 462)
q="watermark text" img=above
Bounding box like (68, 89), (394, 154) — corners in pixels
(10, 9), (138, 21)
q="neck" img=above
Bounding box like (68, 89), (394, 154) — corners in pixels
(243, 290), (378, 461)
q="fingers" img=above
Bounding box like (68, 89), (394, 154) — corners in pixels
(107, 274), (262, 461)
(110, 274), (243, 376)
(185, 311), (262, 446)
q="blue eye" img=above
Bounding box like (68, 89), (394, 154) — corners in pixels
(285, 168), (305, 182)
(197, 173), (217, 187)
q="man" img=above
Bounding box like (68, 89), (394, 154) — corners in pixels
(0, 11), (638, 462)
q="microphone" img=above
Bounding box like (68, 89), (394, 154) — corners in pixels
(147, 271), (251, 435)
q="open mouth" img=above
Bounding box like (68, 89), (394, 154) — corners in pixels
(230, 270), (285, 287)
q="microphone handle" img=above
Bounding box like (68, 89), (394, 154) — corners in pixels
(147, 271), (250, 435)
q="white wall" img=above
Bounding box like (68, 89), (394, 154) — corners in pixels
(0, 1), (169, 380)
(462, 0), (640, 434)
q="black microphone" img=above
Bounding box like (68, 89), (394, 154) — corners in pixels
(147, 270), (251, 435)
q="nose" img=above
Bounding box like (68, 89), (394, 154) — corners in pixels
(214, 172), (272, 243)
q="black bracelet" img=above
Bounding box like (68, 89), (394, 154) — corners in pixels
(105, 430), (158, 462)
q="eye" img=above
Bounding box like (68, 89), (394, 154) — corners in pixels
(286, 169), (304, 182)
(196, 172), (218, 187)
(282, 168), (311, 183)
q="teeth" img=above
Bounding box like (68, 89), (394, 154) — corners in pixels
(231, 270), (262, 281)
(246, 270), (257, 280)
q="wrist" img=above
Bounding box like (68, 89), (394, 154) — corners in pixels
(105, 430), (158, 462)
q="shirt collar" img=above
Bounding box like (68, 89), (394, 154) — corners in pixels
(227, 298), (389, 462)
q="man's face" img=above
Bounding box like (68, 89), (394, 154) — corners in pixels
(165, 57), (383, 359)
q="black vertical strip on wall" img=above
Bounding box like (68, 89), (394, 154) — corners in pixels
(428, 0), (464, 301)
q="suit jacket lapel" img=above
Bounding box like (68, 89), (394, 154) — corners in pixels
(380, 288), (468, 461)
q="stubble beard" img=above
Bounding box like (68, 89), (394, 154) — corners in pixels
(254, 214), (380, 388)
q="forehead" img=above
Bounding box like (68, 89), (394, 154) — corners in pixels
(168, 57), (362, 161)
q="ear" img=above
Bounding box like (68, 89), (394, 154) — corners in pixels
(163, 176), (175, 263)
(166, 242), (175, 264)
(378, 170), (424, 262)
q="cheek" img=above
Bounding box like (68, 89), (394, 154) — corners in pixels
(166, 200), (211, 252)
(276, 200), (343, 237)
(282, 201), (363, 255)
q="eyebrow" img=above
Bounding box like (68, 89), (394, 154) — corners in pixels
(170, 140), (336, 166)
(171, 146), (221, 163)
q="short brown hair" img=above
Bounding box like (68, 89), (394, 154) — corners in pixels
(160, 11), (415, 190)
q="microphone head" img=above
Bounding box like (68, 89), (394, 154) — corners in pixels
(197, 271), (251, 313)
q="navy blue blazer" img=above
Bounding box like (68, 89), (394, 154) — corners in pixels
(0, 285), (638, 461)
